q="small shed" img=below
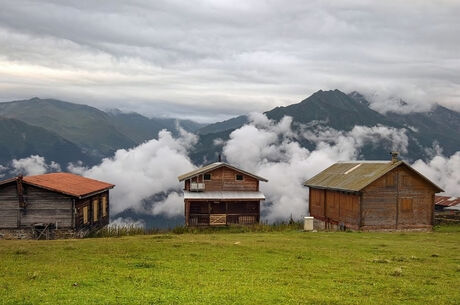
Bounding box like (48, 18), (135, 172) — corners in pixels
(304, 153), (443, 231)
(0, 173), (114, 239)
(434, 195), (460, 211)
(178, 162), (268, 226)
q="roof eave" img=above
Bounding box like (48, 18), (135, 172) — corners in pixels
(178, 162), (268, 182)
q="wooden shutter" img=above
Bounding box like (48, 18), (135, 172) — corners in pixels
(102, 196), (107, 217)
(83, 206), (89, 224)
(93, 199), (98, 222)
(400, 198), (413, 212)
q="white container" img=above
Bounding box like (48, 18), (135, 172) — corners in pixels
(304, 216), (314, 231)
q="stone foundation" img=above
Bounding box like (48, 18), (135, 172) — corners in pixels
(312, 218), (432, 232)
(0, 228), (90, 240)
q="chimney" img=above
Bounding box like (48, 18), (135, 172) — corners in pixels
(218, 154), (222, 162)
(390, 151), (399, 163)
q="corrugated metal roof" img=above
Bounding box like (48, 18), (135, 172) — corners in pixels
(18, 173), (114, 198)
(304, 160), (443, 192)
(178, 162), (268, 182)
(183, 191), (265, 200)
(435, 195), (460, 207)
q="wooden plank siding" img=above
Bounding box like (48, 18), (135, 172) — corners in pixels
(0, 183), (20, 228)
(309, 188), (360, 229)
(0, 183), (73, 229)
(186, 200), (260, 226)
(361, 167), (436, 230)
(185, 167), (258, 192)
(20, 185), (73, 228)
(75, 191), (110, 231)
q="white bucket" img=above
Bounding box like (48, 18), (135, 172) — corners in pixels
(304, 216), (314, 231)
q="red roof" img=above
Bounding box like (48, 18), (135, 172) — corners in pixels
(22, 173), (114, 198)
(435, 195), (460, 207)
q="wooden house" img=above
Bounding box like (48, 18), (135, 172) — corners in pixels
(0, 173), (114, 239)
(178, 162), (268, 226)
(304, 153), (443, 231)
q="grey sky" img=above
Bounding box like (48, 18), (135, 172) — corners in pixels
(0, 0), (459, 122)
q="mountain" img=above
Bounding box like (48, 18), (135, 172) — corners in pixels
(383, 105), (460, 156)
(0, 98), (205, 168)
(107, 110), (205, 143)
(0, 117), (90, 166)
(198, 115), (248, 135)
(193, 89), (460, 163)
(0, 98), (136, 159)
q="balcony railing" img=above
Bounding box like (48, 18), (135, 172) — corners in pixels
(190, 182), (205, 192)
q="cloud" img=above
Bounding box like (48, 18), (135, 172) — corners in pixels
(69, 129), (197, 215)
(0, 0), (459, 120)
(223, 113), (410, 221)
(11, 155), (61, 176)
(108, 217), (145, 228)
(412, 151), (460, 197)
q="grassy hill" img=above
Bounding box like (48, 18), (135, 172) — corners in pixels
(0, 227), (459, 305)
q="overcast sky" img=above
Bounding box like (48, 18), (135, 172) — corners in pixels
(0, 0), (459, 122)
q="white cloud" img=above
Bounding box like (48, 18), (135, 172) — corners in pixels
(109, 217), (145, 228)
(11, 155), (61, 176)
(223, 113), (410, 221)
(68, 129), (197, 215)
(412, 151), (460, 197)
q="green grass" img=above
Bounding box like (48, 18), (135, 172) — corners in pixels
(1, 226), (459, 305)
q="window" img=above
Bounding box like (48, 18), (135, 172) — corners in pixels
(102, 196), (107, 217)
(400, 198), (413, 212)
(236, 174), (244, 181)
(83, 206), (89, 224)
(204, 173), (211, 180)
(93, 199), (99, 222)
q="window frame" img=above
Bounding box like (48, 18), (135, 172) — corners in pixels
(203, 173), (212, 181)
(235, 174), (244, 181)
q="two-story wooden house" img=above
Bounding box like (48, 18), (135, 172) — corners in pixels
(178, 162), (268, 226)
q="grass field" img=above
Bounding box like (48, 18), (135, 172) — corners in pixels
(1, 226), (459, 305)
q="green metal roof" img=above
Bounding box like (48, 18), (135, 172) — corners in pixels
(304, 160), (443, 193)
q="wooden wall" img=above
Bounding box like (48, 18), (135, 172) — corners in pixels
(0, 182), (73, 229)
(185, 200), (260, 226)
(185, 166), (259, 192)
(75, 191), (110, 231)
(0, 183), (20, 228)
(361, 166), (435, 230)
(361, 170), (398, 229)
(20, 185), (73, 228)
(309, 188), (360, 229)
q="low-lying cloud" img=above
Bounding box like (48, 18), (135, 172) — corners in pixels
(222, 113), (410, 221)
(1, 115), (458, 224)
(11, 155), (61, 176)
(69, 129), (197, 215)
(413, 151), (460, 197)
